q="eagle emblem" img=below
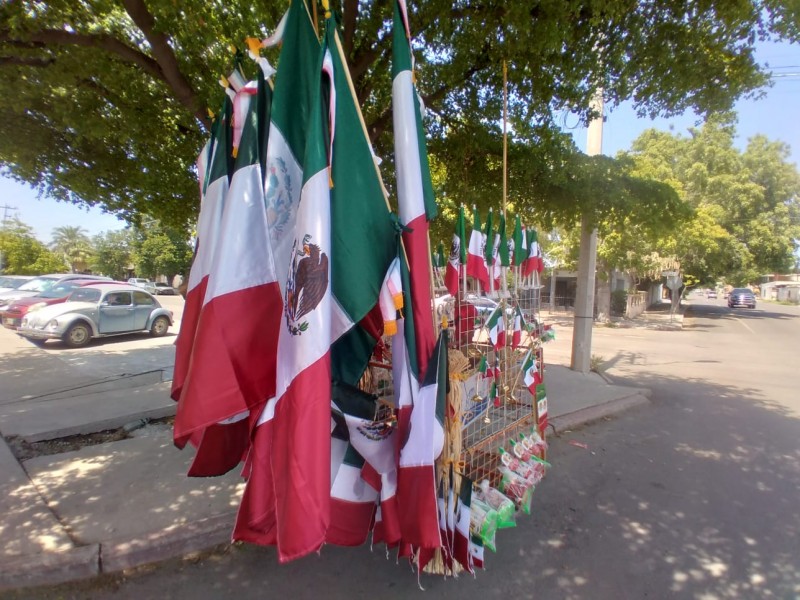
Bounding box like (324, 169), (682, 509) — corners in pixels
(448, 237), (460, 265)
(265, 157), (295, 244)
(356, 420), (394, 442)
(285, 234), (328, 335)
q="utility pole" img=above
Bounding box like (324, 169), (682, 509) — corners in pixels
(0, 203), (16, 224)
(570, 89), (603, 374)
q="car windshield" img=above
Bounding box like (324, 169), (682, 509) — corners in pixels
(0, 277), (26, 289)
(732, 288), (751, 294)
(68, 288), (101, 303)
(39, 282), (81, 299)
(17, 277), (58, 292)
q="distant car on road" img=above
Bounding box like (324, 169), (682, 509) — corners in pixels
(153, 282), (178, 295)
(0, 279), (106, 330)
(127, 278), (156, 294)
(18, 283), (173, 348)
(728, 288), (756, 309)
(707, 290), (718, 299)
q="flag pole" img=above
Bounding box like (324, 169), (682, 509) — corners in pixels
(502, 61), (508, 299)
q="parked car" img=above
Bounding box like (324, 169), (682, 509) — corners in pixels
(728, 288), (756, 309)
(127, 278), (156, 294)
(153, 282), (178, 295)
(17, 283), (173, 348)
(0, 275), (32, 290)
(1, 279), (105, 329)
(0, 273), (111, 310)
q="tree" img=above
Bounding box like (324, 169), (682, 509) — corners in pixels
(50, 225), (94, 273)
(0, 218), (68, 274)
(131, 223), (193, 282)
(623, 113), (800, 284)
(92, 229), (134, 280)
(1, 1), (797, 230)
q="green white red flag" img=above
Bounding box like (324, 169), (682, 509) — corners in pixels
(511, 304), (525, 349)
(466, 206), (489, 287)
(171, 96), (232, 408)
(444, 205), (466, 296)
(513, 216), (526, 267)
(486, 304), (505, 350)
(174, 64), (282, 468)
(453, 476), (474, 574)
(523, 349), (543, 393)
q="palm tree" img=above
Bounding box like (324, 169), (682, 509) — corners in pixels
(50, 225), (93, 273)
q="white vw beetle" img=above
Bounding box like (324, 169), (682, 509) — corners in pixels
(18, 283), (173, 348)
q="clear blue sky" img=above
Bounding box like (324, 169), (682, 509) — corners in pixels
(1, 39), (799, 244)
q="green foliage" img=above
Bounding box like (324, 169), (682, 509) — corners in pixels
(610, 289), (627, 316)
(92, 229), (133, 279)
(623, 113), (800, 284)
(1, 0), (797, 232)
(131, 223), (193, 281)
(50, 225), (94, 273)
(0, 218), (68, 274)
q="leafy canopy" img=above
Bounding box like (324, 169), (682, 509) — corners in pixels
(0, 0), (797, 231)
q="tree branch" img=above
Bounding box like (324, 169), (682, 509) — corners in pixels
(0, 55), (55, 68)
(121, 0), (209, 130)
(0, 27), (164, 81)
(342, 0), (358, 57)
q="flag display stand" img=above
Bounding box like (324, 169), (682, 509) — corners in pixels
(427, 244), (552, 575)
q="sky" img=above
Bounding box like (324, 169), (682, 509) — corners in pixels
(1, 40), (799, 244)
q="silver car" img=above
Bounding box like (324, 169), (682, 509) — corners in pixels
(17, 283), (173, 348)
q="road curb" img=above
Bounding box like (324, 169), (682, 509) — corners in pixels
(0, 544), (100, 591)
(549, 392), (650, 434)
(100, 512), (235, 574)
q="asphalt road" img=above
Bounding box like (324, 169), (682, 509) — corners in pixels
(4, 299), (799, 599)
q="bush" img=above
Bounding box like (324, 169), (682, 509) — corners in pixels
(611, 289), (627, 316)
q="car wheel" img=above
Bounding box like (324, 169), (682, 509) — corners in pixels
(63, 322), (91, 348)
(150, 316), (170, 337)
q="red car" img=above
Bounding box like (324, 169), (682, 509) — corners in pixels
(1, 279), (105, 329)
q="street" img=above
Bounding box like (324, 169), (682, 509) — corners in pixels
(3, 299), (799, 599)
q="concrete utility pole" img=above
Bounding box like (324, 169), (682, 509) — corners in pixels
(570, 90), (603, 373)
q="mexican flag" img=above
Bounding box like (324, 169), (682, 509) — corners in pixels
(174, 66), (282, 452)
(524, 227), (543, 276)
(393, 0), (437, 382)
(523, 349), (543, 393)
(469, 533), (485, 570)
(171, 96), (231, 407)
(484, 208), (494, 290)
(236, 15), (398, 562)
(511, 304), (526, 349)
(452, 475), (474, 574)
(261, 0), (320, 295)
(490, 380), (500, 408)
(513, 215), (527, 268)
(394, 307), (448, 549)
(491, 232), (502, 290)
(331, 380), (398, 547)
(498, 213), (510, 267)
(466, 206), (489, 287)
(444, 205), (466, 296)
(233, 10), (331, 561)
(486, 304), (506, 350)
(536, 382), (549, 433)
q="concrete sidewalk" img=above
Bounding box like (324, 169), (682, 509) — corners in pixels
(0, 303), (677, 591)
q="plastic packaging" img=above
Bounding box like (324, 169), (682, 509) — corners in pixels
(476, 480), (516, 529)
(470, 496), (499, 552)
(498, 447), (535, 480)
(510, 438), (532, 462)
(497, 463), (534, 514)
